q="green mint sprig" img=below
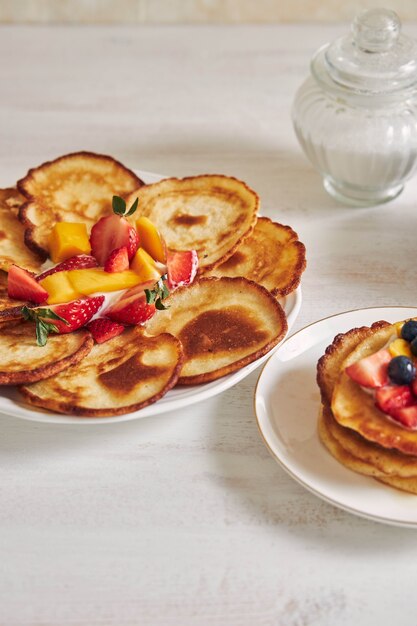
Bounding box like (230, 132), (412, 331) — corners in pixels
(112, 195), (139, 217)
(21, 306), (69, 347)
(144, 275), (170, 311)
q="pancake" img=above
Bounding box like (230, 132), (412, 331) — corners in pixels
(20, 329), (183, 417)
(331, 321), (417, 456)
(0, 188), (43, 272)
(0, 270), (28, 323)
(0, 324), (93, 385)
(209, 218), (306, 296)
(146, 276), (287, 384)
(125, 175), (259, 271)
(18, 151), (144, 259)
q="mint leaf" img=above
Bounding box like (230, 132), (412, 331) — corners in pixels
(112, 195), (126, 215)
(125, 197), (139, 217)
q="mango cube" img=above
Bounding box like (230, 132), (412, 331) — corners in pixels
(67, 269), (144, 295)
(48, 222), (91, 263)
(136, 217), (166, 263)
(131, 247), (162, 282)
(389, 338), (412, 358)
(39, 271), (82, 305)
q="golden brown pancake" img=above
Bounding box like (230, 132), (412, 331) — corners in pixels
(126, 175), (259, 272)
(0, 324), (93, 385)
(209, 217), (306, 296)
(146, 276), (287, 384)
(331, 322), (417, 456)
(18, 151), (144, 259)
(20, 329), (183, 417)
(0, 188), (43, 272)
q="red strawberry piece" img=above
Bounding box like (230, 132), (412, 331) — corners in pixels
(38, 295), (105, 333)
(166, 249), (198, 290)
(90, 214), (135, 266)
(345, 348), (391, 388)
(411, 378), (417, 396)
(104, 246), (129, 273)
(127, 225), (139, 260)
(105, 290), (155, 325)
(390, 405), (417, 429)
(86, 318), (125, 343)
(36, 254), (98, 281)
(375, 385), (414, 416)
(8, 264), (48, 304)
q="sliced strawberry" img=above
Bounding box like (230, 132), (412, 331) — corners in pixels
(36, 254), (98, 281)
(86, 318), (125, 343)
(90, 215), (134, 266)
(8, 264), (48, 304)
(375, 385), (414, 416)
(127, 226), (139, 260)
(390, 405), (417, 428)
(411, 377), (417, 396)
(104, 246), (129, 273)
(345, 348), (391, 388)
(166, 249), (198, 290)
(36, 295), (105, 333)
(105, 290), (155, 325)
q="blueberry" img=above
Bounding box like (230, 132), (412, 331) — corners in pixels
(411, 337), (417, 357)
(401, 320), (417, 342)
(388, 356), (416, 385)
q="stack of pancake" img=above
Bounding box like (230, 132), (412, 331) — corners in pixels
(0, 151), (306, 417)
(317, 321), (417, 494)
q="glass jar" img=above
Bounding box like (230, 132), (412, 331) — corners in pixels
(292, 9), (417, 206)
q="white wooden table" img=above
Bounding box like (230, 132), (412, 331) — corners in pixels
(2, 23), (417, 626)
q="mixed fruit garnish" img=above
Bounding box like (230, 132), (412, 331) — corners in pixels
(7, 195), (198, 346)
(345, 320), (417, 428)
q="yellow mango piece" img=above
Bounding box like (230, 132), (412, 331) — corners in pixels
(48, 222), (91, 263)
(39, 271), (82, 305)
(131, 247), (162, 282)
(67, 269), (143, 295)
(389, 338), (412, 358)
(395, 321), (404, 337)
(136, 217), (166, 263)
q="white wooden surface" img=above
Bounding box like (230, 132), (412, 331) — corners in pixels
(1, 24), (417, 626)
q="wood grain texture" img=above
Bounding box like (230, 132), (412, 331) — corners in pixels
(1, 23), (417, 626)
(1, 0), (417, 23)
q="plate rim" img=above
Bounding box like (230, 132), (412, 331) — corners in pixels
(254, 305), (417, 528)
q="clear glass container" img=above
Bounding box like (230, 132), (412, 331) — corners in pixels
(292, 9), (417, 206)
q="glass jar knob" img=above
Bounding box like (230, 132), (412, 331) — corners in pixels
(352, 8), (401, 53)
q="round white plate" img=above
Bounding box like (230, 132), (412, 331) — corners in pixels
(255, 306), (417, 528)
(0, 169), (302, 425)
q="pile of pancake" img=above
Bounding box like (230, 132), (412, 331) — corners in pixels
(317, 321), (417, 494)
(0, 151), (306, 417)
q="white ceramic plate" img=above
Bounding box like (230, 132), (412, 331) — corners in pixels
(255, 306), (417, 528)
(0, 170), (302, 425)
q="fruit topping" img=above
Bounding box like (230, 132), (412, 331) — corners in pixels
(7, 264), (49, 304)
(345, 348), (391, 388)
(411, 337), (417, 357)
(21, 295), (105, 346)
(48, 222), (91, 263)
(401, 320), (417, 343)
(106, 290), (155, 325)
(89, 214), (132, 266)
(375, 385), (414, 416)
(36, 255), (98, 281)
(67, 268), (145, 294)
(136, 216), (166, 263)
(389, 405), (417, 429)
(86, 318), (125, 344)
(388, 355), (416, 385)
(131, 247), (163, 282)
(104, 246), (129, 273)
(388, 338), (412, 358)
(39, 271), (82, 305)
(166, 249), (198, 290)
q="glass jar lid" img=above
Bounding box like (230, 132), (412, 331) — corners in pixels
(320, 9), (417, 94)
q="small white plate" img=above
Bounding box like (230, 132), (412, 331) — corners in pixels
(0, 169), (302, 425)
(255, 306), (417, 528)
